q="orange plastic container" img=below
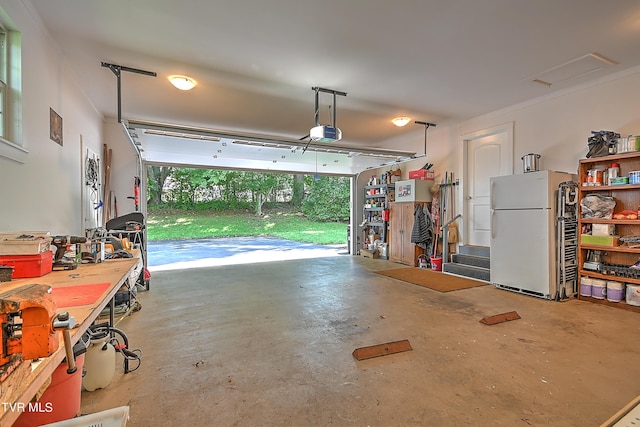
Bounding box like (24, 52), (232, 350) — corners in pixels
(0, 250), (53, 278)
(430, 256), (443, 271)
(13, 353), (85, 427)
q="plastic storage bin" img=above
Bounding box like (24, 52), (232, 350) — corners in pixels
(626, 284), (640, 306)
(39, 406), (129, 427)
(580, 277), (592, 297)
(13, 341), (87, 427)
(590, 279), (607, 299)
(606, 281), (625, 302)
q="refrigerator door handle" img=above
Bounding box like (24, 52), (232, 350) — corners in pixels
(490, 180), (495, 210)
(491, 210), (496, 239)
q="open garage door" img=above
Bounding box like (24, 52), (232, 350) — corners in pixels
(126, 119), (416, 176)
(119, 120), (417, 270)
(144, 166), (353, 270)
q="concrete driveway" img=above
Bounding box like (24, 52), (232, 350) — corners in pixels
(147, 236), (348, 271)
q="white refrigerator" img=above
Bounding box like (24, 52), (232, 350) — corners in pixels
(490, 170), (575, 299)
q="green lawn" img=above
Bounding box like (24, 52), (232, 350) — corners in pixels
(147, 210), (348, 245)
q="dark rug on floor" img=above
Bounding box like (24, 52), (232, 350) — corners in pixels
(375, 267), (487, 292)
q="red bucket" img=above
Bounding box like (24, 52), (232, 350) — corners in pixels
(430, 256), (443, 271)
(14, 353), (85, 426)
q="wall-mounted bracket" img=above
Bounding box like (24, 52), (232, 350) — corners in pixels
(101, 62), (157, 123)
(415, 121), (437, 156)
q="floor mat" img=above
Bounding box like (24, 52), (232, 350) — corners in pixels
(375, 267), (487, 292)
(51, 282), (112, 308)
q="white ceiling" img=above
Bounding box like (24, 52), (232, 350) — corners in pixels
(27, 0), (640, 174)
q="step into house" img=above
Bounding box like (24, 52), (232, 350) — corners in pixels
(442, 245), (490, 282)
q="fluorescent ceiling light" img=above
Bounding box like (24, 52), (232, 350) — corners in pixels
(169, 75), (197, 90)
(392, 116), (411, 127)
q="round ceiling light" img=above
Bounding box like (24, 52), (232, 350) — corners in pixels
(392, 116), (411, 127)
(169, 75), (197, 91)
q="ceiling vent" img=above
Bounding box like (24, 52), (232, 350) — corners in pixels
(531, 53), (618, 87)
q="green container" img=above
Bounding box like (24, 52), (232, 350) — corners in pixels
(581, 234), (619, 246)
(611, 176), (629, 185)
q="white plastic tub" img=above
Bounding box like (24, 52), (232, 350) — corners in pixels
(591, 279), (607, 299)
(580, 277), (592, 297)
(606, 281), (625, 302)
(40, 406), (129, 427)
(626, 284), (640, 306)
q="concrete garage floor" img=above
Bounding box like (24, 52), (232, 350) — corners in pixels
(81, 256), (640, 426)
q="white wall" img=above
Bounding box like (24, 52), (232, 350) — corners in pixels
(357, 67), (640, 249)
(103, 119), (143, 218)
(375, 67), (640, 183)
(0, 1), (103, 235)
(2, 0), (639, 241)
(458, 68), (640, 175)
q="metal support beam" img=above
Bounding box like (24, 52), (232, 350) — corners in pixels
(415, 121), (437, 156)
(312, 86), (347, 127)
(101, 62), (157, 123)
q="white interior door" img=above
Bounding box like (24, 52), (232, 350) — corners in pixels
(463, 123), (513, 247)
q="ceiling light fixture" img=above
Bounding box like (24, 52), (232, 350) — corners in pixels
(392, 116), (411, 127)
(169, 75), (197, 90)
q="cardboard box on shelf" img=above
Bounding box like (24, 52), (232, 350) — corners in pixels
(395, 179), (433, 202)
(592, 224), (615, 236)
(408, 169), (435, 180)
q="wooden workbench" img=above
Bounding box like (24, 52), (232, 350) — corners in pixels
(0, 256), (141, 427)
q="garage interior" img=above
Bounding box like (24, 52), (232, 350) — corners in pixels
(1, 1), (640, 426)
(82, 257), (640, 426)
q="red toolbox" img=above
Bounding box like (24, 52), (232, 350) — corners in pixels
(0, 251), (53, 278)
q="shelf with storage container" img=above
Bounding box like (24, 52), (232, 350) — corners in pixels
(577, 151), (640, 312)
(362, 183), (394, 259)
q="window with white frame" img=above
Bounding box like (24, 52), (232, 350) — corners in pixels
(0, 17), (21, 149)
(0, 26), (7, 138)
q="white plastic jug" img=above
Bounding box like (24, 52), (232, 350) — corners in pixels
(83, 334), (116, 391)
